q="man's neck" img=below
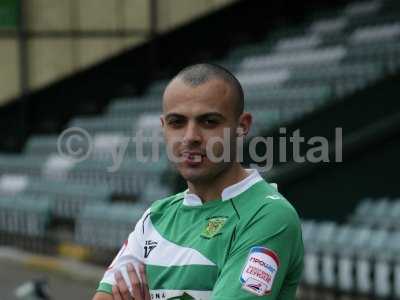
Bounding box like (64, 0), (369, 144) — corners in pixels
(186, 163), (249, 203)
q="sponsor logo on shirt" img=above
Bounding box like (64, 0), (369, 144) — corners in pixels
(150, 291), (195, 299)
(243, 278), (264, 294)
(144, 240), (158, 258)
(166, 292), (195, 299)
(150, 290), (167, 299)
(200, 216), (227, 239)
(240, 246), (280, 296)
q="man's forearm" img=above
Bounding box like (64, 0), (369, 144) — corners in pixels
(92, 292), (113, 300)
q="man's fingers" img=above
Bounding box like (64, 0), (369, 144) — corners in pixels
(114, 270), (132, 300)
(139, 264), (151, 300)
(127, 263), (143, 300)
(112, 285), (123, 300)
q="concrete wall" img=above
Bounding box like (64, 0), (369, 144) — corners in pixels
(157, 0), (234, 31)
(0, 0), (236, 105)
(0, 38), (19, 105)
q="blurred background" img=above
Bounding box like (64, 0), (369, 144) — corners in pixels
(0, 0), (399, 299)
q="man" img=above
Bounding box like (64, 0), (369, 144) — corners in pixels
(92, 63), (303, 300)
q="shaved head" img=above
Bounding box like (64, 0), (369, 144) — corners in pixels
(172, 63), (244, 117)
(161, 63), (252, 185)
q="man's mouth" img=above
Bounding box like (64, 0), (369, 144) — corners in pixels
(181, 151), (206, 164)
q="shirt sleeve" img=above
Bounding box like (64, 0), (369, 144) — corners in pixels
(211, 201), (304, 300)
(96, 208), (150, 295)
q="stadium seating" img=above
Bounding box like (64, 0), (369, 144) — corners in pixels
(302, 197), (400, 299)
(66, 157), (169, 195)
(350, 197), (400, 229)
(0, 195), (51, 237)
(0, 154), (44, 177)
(0, 2), (399, 287)
(0, 175), (112, 218)
(25, 135), (60, 156)
(74, 203), (146, 249)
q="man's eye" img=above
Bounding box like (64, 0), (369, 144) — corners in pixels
(204, 119), (218, 126)
(168, 119), (184, 126)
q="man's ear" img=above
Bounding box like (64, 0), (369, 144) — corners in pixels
(237, 112), (252, 137)
(160, 115), (165, 128)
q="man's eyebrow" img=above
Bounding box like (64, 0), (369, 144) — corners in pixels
(196, 112), (225, 120)
(164, 112), (225, 120)
(164, 113), (186, 120)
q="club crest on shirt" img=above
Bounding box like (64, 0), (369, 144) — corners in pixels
(240, 246), (280, 296)
(200, 216), (227, 239)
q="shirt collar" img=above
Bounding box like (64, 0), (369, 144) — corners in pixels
(182, 169), (264, 207)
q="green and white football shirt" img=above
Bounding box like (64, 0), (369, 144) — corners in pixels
(97, 169), (304, 299)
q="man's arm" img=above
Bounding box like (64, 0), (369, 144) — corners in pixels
(93, 209), (150, 297)
(211, 201), (304, 300)
(92, 292), (113, 300)
(92, 263), (151, 300)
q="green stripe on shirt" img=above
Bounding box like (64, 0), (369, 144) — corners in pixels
(97, 282), (113, 294)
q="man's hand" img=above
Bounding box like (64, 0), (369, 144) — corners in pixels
(112, 263), (150, 300)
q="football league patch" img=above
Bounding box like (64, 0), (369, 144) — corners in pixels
(240, 246), (280, 296)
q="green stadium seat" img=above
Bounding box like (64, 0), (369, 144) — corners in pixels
(75, 203), (146, 249)
(107, 97), (161, 116)
(0, 195), (51, 237)
(0, 175), (112, 219)
(146, 80), (169, 96)
(140, 180), (172, 204)
(25, 135), (59, 155)
(249, 110), (281, 135)
(67, 156), (169, 195)
(0, 154), (45, 177)
(26, 178), (112, 218)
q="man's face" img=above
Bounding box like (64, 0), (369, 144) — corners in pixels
(161, 78), (240, 184)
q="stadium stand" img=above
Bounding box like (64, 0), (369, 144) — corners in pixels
(0, 0), (399, 240)
(0, 195), (50, 237)
(0, 1), (399, 298)
(0, 175), (111, 218)
(74, 203), (146, 250)
(302, 198), (400, 299)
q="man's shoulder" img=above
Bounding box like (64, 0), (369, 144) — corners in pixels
(149, 191), (185, 214)
(235, 180), (301, 227)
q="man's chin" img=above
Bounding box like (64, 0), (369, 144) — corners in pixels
(178, 167), (210, 183)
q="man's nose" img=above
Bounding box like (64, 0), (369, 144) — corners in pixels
(182, 121), (202, 145)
